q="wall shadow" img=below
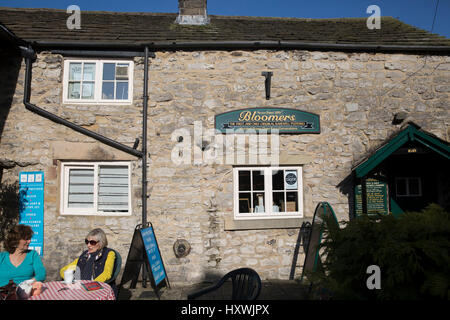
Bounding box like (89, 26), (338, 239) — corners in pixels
(0, 45), (23, 178)
(337, 173), (356, 220)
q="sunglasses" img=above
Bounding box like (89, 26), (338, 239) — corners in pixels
(85, 239), (99, 246)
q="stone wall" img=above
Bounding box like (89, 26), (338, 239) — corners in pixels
(0, 47), (449, 284)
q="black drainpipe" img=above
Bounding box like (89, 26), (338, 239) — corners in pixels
(142, 46), (149, 226)
(22, 44), (151, 224)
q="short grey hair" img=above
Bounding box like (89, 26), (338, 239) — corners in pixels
(86, 228), (108, 249)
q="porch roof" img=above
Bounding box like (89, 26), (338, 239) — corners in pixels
(354, 123), (450, 178)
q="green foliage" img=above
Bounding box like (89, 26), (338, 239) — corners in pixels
(309, 204), (450, 300)
(0, 182), (22, 245)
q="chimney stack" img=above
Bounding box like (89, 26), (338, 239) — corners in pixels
(176, 0), (210, 25)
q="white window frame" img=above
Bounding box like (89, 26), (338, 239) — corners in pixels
(63, 59), (134, 105)
(60, 162), (132, 216)
(395, 177), (422, 197)
(233, 166), (303, 220)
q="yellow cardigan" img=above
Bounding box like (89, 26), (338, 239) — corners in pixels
(60, 250), (116, 282)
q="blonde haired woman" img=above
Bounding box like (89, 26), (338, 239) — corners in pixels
(60, 228), (115, 283)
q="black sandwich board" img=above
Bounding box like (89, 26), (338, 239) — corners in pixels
(119, 222), (169, 298)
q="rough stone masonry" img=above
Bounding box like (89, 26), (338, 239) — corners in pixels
(0, 47), (449, 284)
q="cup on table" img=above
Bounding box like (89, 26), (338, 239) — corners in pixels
(64, 269), (74, 284)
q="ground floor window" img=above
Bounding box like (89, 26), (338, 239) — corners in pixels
(233, 166), (303, 219)
(60, 162), (131, 215)
(395, 177), (422, 197)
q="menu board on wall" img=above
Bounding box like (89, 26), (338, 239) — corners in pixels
(19, 171), (44, 256)
(355, 178), (389, 215)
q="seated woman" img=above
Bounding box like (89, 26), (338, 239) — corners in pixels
(60, 228), (115, 283)
(0, 224), (46, 287)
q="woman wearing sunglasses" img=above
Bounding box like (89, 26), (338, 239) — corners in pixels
(60, 228), (115, 283)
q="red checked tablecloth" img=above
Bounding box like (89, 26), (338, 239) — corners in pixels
(28, 280), (115, 300)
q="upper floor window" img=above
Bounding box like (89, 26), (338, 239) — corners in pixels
(63, 59), (134, 104)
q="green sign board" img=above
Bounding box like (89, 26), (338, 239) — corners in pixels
(355, 178), (389, 215)
(215, 108), (320, 134)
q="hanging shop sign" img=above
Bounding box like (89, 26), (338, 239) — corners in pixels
(215, 108), (320, 134)
(355, 178), (389, 216)
(19, 171), (44, 256)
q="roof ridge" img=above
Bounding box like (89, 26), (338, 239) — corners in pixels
(0, 7), (177, 16)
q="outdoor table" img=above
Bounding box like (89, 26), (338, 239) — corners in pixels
(28, 280), (115, 300)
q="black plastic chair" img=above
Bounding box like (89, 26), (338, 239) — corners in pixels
(187, 268), (262, 300)
(107, 249), (122, 299)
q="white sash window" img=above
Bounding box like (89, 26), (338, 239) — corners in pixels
(63, 59), (133, 104)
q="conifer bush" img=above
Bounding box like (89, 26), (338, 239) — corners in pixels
(310, 204), (450, 300)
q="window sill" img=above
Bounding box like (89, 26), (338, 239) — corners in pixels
(62, 100), (133, 105)
(224, 216), (311, 231)
(60, 212), (132, 217)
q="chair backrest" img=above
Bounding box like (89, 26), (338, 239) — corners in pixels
(187, 267), (261, 300)
(226, 268), (261, 300)
(108, 249), (122, 284)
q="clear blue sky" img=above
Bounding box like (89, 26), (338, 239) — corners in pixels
(1, 0), (449, 38)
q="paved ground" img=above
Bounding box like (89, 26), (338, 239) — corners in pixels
(118, 279), (309, 300)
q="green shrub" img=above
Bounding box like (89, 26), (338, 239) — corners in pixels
(310, 204), (450, 300)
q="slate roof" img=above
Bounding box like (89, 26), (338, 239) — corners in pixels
(0, 7), (449, 50)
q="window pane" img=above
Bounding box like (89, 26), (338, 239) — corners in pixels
(409, 178), (421, 196)
(253, 193), (265, 213)
(102, 82), (115, 99)
(272, 170), (284, 190)
(68, 82), (81, 99)
(98, 166), (129, 212)
(116, 82), (129, 100)
(116, 64), (129, 80)
(82, 82), (95, 99)
(285, 170), (298, 190)
(238, 170), (251, 191)
(396, 179), (407, 196)
(69, 63), (82, 81)
(252, 170), (265, 191)
(83, 63), (96, 81)
(286, 192), (298, 212)
(103, 63), (115, 80)
(273, 192), (284, 212)
(68, 168), (94, 208)
(239, 193), (251, 213)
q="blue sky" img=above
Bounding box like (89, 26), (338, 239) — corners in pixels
(1, 0), (449, 38)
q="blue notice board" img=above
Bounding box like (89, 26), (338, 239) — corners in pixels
(19, 171), (44, 256)
(140, 226), (167, 286)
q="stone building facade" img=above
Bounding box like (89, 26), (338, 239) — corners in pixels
(0, 5), (449, 285)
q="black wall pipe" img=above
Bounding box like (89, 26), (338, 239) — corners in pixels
(33, 40), (450, 54)
(142, 46), (149, 226)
